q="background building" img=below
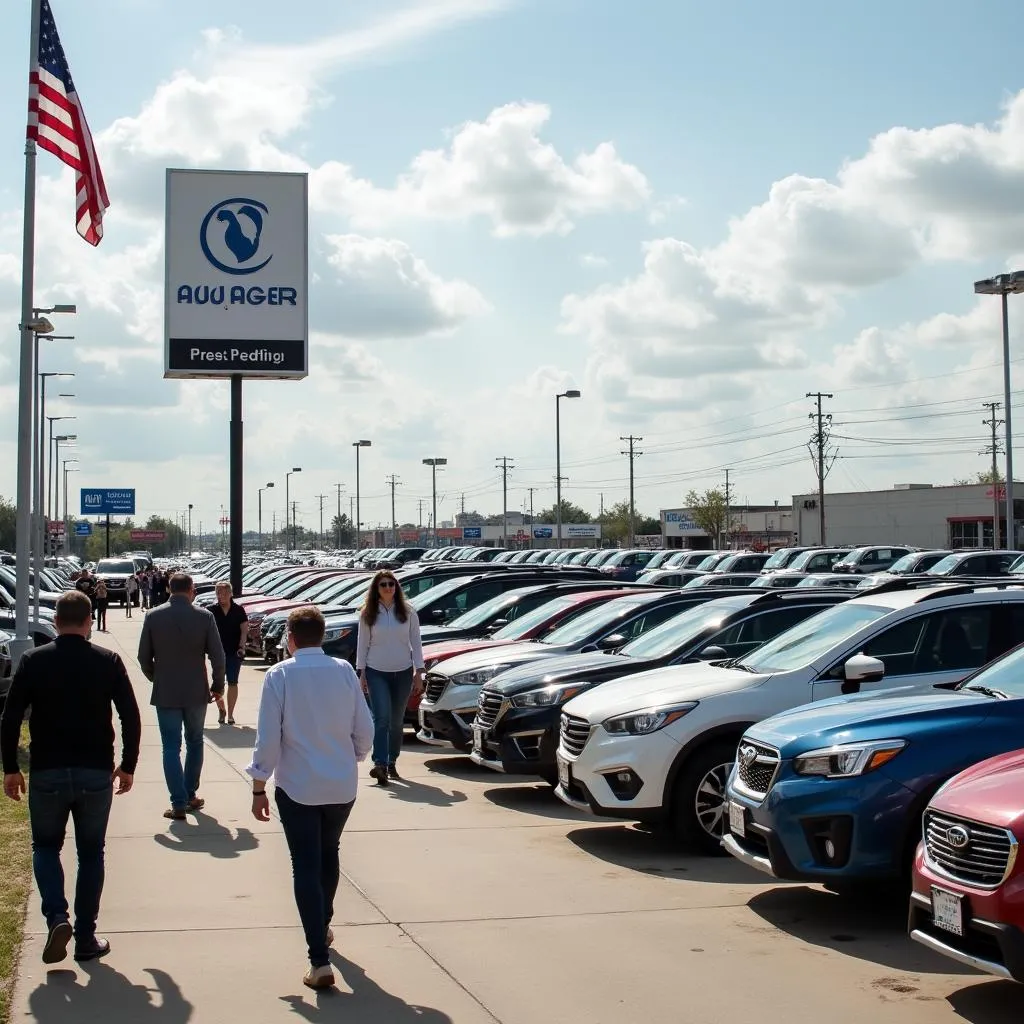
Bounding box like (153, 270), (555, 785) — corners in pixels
(660, 505), (794, 550)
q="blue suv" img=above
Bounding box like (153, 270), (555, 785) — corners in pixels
(722, 635), (1024, 886)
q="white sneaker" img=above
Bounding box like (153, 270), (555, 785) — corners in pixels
(303, 964), (335, 990)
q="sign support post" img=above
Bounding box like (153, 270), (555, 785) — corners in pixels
(105, 513), (110, 557)
(230, 374), (243, 597)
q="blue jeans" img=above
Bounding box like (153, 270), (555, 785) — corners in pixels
(155, 705), (207, 809)
(275, 788), (354, 968)
(29, 768), (113, 940)
(364, 667), (414, 767)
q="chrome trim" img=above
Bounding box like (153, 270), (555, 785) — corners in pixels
(909, 929), (1012, 981)
(721, 833), (778, 877)
(731, 740), (781, 803)
(922, 809), (1019, 890)
(553, 783), (591, 813)
(414, 729), (452, 748)
(469, 749), (505, 772)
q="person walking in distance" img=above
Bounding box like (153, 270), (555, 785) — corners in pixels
(125, 572), (137, 618)
(355, 571), (424, 786)
(1, 591), (141, 965)
(94, 580), (109, 632)
(138, 573), (225, 820)
(211, 581), (249, 725)
(248, 606), (373, 990)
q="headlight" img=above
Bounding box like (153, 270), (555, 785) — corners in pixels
(450, 665), (512, 687)
(323, 627), (352, 642)
(512, 682), (595, 708)
(602, 702), (698, 736)
(793, 739), (907, 778)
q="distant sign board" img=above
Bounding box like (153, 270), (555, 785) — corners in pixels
(80, 488), (136, 515)
(164, 168), (309, 379)
(565, 524), (600, 539)
(75, 521), (92, 536)
(462, 527), (482, 540)
(47, 520), (65, 535)
(130, 530), (166, 542)
(533, 527), (553, 539)
(663, 509), (702, 535)
(399, 529), (421, 543)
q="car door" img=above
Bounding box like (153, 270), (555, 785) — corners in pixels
(812, 603), (1003, 700)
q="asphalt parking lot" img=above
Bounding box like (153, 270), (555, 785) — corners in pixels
(12, 614), (1024, 1023)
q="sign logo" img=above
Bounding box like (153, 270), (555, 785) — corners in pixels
(946, 825), (971, 850)
(200, 198), (272, 275)
(739, 745), (759, 769)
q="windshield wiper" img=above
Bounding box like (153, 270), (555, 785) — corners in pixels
(964, 684), (1011, 700)
(716, 657), (755, 671)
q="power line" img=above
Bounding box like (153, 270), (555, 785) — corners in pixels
(619, 436), (643, 547)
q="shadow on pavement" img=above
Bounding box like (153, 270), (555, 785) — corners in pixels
(203, 725), (257, 750)
(421, 756), (525, 784)
(566, 824), (771, 884)
(29, 963), (193, 1022)
(484, 783), (594, 822)
(945, 980), (1024, 1023)
(280, 953), (452, 1022)
(748, 885), (976, 976)
(153, 813), (260, 859)
(377, 778), (469, 808)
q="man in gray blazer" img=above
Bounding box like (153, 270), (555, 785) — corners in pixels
(138, 573), (226, 820)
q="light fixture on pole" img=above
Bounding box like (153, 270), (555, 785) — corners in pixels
(975, 271), (1024, 549)
(353, 441), (371, 550)
(422, 458), (448, 546)
(258, 482), (274, 552)
(284, 468), (301, 553)
(555, 389), (581, 549)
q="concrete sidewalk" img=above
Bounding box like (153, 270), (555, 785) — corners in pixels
(10, 614), (1024, 1023)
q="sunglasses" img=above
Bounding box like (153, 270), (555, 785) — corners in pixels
(379, 580), (396, 589)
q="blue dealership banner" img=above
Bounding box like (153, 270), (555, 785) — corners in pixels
(533, 527), (553, 539)
(80, 488), (136, 515)
(462, 527), (482, 539)
(74, 521), (93, 536)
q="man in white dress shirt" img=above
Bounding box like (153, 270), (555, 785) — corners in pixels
(247, 605), (374, 990)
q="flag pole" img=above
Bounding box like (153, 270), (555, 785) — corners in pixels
(12, 0), (42, 668)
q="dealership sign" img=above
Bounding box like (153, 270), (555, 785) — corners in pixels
(462, 527), (482, 539)
(80, 488), (136, 515)
(75, 521), (92, 536)
(130, 530), (167, 542)
(164, 169), (308, 379)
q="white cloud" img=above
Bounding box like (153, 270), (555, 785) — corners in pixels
(312, 102), (651, 236)
(580, 253), (608, 269)
(319, 234), (490, 337)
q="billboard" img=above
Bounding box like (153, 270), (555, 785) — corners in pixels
(462, 527), (482, 539)
(80, 488), (136, 515)
(533, 527), (553, 539)
(164, 169), (308, 379)
(130, 530), (167, 542)
(74, 521), (92, 536)
(565, 524), (600, 539)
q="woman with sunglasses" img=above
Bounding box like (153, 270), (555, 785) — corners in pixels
(355, 571), (425, 785)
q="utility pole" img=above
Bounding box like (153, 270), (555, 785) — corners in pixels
(495, 457), (514, 545)
(723, 470), (731, 551)
(619, 435), (643, 548)
(316, 493), (327, 550)
(984, 401), (1005, 546)
(334, 483), (344, 549)
(349, 496), (355, 546)
(460, 492), (466, 515)
(386, 474), (402, 546)
(291, 501), (298, 550)
(806, 391), (836, 545)
(527, 487), (536, 548)
(418, 498), (425, 531)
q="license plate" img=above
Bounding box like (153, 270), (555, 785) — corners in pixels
(472, 724), (483, 751)
(557, 753), (570, 789)
(931, 887), (963, 937)
(729, 801), (746, 838)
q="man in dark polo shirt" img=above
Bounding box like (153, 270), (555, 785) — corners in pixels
(1, 590), (141, 965)
(211, 581), (248, 725)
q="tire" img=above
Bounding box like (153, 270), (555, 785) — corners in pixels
(669, 741), (737, 855)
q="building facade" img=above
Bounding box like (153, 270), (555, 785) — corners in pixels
(660, 505), (795, 550)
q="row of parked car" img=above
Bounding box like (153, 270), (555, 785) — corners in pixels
(189, 544), (1024, 985)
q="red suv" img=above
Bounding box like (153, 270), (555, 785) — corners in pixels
(909, 749), (1024, 982)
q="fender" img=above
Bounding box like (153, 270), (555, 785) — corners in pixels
(661, 721), (757, 808)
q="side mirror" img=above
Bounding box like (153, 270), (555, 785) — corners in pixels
(841, 653), (885, 694)
(597, 633), (627, 651)
(698, 645), (728, 661)
(430, 608), (447, 623)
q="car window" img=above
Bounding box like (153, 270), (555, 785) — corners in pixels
(862, 606), (996, 675)
(611, 601), (687, 642)
(710, 605), (827, 657)
(806, 553), (832, 571)
(491, 595), (580, 639)
(620, 597), (751, 659)
(990, 553), (1018, 574)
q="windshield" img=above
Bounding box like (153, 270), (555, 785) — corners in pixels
(96, 560), (136, 574)
(410, 575), (470, 610)
(621, 597), (750, 658)
(956, 644), (1024, 698)
(446, 589), (527, 628)
(926, 555), (960, 575)
(888, 553), (920, 574)
(762, 549), (795, 570)
(738, 602), (889, 674)
(540, 595), (652, 646)
(491, 594), (579, 639)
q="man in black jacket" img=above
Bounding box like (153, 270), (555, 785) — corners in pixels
(1, 590), (141, 965)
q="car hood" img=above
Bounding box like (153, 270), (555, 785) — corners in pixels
(428, 641), (557, 678)
(746, 689), (996, 756)
(488, 650), (650, 696)
(563, 662), (767, 722)
(931, 748), (1024, 833)
(422, 639), (514, 667)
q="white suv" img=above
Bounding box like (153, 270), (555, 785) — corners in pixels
(554, 583), (1024, 852)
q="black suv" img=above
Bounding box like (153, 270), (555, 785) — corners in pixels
(471, 590), (850, 783)
(94, 558), (143, 605)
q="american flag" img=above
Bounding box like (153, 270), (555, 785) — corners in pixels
(27, 0), (109, 246)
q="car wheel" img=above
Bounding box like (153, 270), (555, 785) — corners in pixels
(670, 741), (736, 855)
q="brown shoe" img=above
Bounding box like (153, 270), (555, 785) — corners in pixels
(187, 797), (205, 812)
(303, 965), (335, 990)
(369, 765), (389, 787)
(163, 807), (186, 820)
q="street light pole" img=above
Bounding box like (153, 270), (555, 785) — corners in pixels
(258, 482), (274, 551)
(45, 405), (74, 534)
(555, 390), (581, 549)
(63, 460), (78, 556)
(284, 468), (301, 554)
(422, 458), (448, 546)
(975, 272), (1024, 549)
(353, 441), (371, 551)
(188, 503), (193, 557)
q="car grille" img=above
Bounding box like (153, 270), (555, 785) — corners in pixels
(560, 713), (591, 758)
(923, 810), (1017, 888)
(476, 689), (504, 731)
(734, 741), (780, 799)
(424, 673), (448, 704)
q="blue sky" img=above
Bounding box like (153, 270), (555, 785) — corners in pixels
(2, 0), (1024, 534)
